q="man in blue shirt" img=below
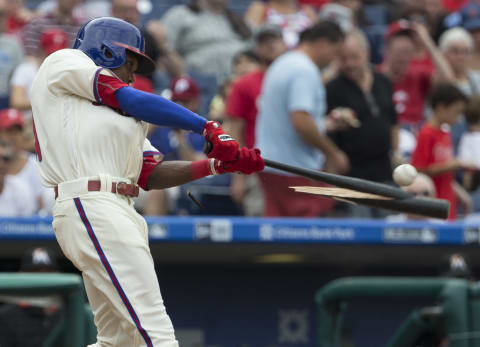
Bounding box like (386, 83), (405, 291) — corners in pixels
(256, 21), (349, 216)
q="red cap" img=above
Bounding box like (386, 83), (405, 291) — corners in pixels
(40, 28), (68, 56)
(0, 109), (24, 130)
(385, 20), (415, 41)
(170, 77), (200, 102)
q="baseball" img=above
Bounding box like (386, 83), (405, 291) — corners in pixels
(393, 164), (418, 186)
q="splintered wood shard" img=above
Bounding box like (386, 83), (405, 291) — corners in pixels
(290, 186), (394, 200)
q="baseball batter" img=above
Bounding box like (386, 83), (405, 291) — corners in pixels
(30, 17), (264, 347)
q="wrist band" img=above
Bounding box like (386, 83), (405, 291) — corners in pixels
(191, 159), (217, 180)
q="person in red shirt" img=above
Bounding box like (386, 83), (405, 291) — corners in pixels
(442, 0), (469, 12)
(6, 0), (35, 38)
(411, 83), (471, 219)
(225, 25), (286, 213)
(380, 20), (454, 130)
(226, 26), (286, 148)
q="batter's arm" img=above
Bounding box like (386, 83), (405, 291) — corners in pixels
(115, 86), (206, 133)
(146, 161), (201, 190)
(145, 149), (265, 190)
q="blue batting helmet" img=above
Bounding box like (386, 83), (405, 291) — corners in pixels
(73, 17), (155, 75)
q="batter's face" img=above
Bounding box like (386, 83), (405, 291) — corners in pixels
(113, 52), (139, 84)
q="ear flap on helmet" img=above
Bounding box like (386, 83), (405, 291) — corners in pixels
(90, 40), (126, 70)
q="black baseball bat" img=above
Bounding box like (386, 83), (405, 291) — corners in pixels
(264, 159), (450, 219)
(204, 141), (449, 219)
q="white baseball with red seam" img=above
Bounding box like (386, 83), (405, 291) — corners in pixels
(393, 164), (417, 186)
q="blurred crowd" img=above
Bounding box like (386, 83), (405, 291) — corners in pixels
(4, 0), (480, 220)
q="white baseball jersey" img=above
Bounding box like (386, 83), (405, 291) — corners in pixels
(30, 48), (157, 187)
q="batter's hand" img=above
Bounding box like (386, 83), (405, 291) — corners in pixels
(214, 147), (265, 175)
(203, 121), (239, 162)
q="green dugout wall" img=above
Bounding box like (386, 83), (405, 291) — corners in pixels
(0, 273), (96, 347)
(316, 277), (477, 347)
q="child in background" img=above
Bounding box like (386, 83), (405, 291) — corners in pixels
(458, 95), (480, 210)
(232, 49), (259, 79)
(411, 83), (472, 219)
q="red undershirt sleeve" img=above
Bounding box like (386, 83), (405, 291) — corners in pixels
(138, 151), (163, 190)
(96, 73), (129, 109)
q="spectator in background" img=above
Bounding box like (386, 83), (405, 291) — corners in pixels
(439, 27), (480, 150)
(145, 79), (202, 216)
(0, 247), (61, 347)
(227, 26), (286, 151)
(441, 1), (480, 71)
(458, 95), (480, 210)
(10, 28), (68, 121)
(109, 0), (184, 86)
(380, 20), (453, 131)
(411, 83), (472, 220)
(74, 0), (110, 21)
(442, 0), (469, 13)
(149, 77), (205, 163)
(0, 138), (35, 216)
(0, 109), (52, 215)
(232, 49), (260, 79)
(162, 0), (251, 84)
(0, 0), (24, 110)
(256, 21), (348, 217)
(463, 11), (480, 72)
(387, 173), (438, 221)
(245, 0), (316, 49)
(144, 20), (185, 84)
(10, 28), (68, 155)
(394, 0), (446, 41)
(423, 0), (448, 38)
(440, 27), (480, 95)
(226, 25), (287, 215)
(146, 77), (241, 216)
(394, 0), (425, 20)
(208, 76), (234, 122)
(111, 0), (139, 26)
(5, 0), (34, 39)
(299, 0), (329, 9)
(22, 0), (82, 57)
(327, 29), (397, 218)
(319, 1), (356, 33)
(332, 0), (361, 12)
(108, 0), (156, 92)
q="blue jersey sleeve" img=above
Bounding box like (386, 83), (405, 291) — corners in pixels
(115, 86), (207, 134)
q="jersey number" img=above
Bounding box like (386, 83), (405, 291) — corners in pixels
(32, 118), (42, 162)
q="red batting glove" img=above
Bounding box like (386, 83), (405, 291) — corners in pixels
(214, 147), (265, 175)
(203, 121), (239, 162)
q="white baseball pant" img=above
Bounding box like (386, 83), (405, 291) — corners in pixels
(52, 177), (179, 347)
